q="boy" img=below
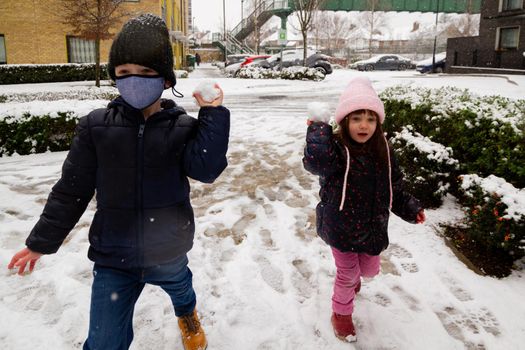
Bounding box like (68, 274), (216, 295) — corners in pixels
(8, 13), (229, 350)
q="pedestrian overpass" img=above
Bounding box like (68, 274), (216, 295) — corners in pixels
(213, 0), (481, 54)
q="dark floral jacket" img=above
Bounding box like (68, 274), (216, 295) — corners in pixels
(303, 122), (422, 255)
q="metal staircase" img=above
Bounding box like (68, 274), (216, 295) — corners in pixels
(212, 32), (255, 55)
(213, 0), (292, 55)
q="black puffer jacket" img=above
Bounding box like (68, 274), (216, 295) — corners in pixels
(303, 122), (421, 255)
(26, 97), (230, 268)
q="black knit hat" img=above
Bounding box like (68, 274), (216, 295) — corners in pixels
(108, 13), (176, 87)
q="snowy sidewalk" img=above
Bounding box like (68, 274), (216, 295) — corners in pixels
(1, 69), (524, 349)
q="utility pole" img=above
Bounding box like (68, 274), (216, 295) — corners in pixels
(432, 0), (440, 73)
(223, 0), (227, 64)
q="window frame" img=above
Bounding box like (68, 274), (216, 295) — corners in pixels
(0, 34), (6, 64)
(496, 26), (520, 51)
(500, 0), (523, 11)
(66, 35), (96, 63)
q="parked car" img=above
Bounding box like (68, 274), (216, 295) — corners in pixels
(225, 54), (251, 67)
(256, 50), (333, 75)
(351, 54), (415, 71)
(416, 52), (446, 73)
(224, 55), (271, 77)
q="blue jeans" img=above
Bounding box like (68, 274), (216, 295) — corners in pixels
(83, 255), (196, 350)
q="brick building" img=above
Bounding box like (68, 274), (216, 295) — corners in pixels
(0, 0), (190, 69)
(447, 0), (525, 74)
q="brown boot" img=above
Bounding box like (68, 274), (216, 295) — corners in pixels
(178, 309), (207, 350)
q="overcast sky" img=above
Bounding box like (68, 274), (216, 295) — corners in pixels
(192, 0), (243, 33)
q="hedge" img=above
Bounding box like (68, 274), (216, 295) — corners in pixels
(0, 63), (110, 84)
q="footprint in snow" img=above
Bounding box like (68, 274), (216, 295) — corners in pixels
(254, 255), (285, 294)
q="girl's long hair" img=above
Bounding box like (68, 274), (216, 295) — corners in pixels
(335, 109), (389, 168)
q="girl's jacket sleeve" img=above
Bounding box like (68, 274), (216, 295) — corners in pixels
(183, 106), (230, 183)
(390, 149), (423, 223)
(302, 122), (341, 177)
(25, 115), (97, 254)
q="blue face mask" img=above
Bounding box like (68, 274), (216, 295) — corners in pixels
(115, 75), (165, 110)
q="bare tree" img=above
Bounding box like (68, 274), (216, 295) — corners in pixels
(57, 0), (131, 87)
(311, 11), (355, 55)
(290, 0), (326, 65)
(360, 0), (388, 57)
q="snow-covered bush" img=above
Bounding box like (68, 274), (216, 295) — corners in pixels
(236, 66), (325, 81)
(458, 174), (525, 259)
(0, 113), (77, 156)
(391, 126), (459, 208)
(0, 88), (118, 103)
(381, 86), (525, 188)
(0, 63), (110, 84)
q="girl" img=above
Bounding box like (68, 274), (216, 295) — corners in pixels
(303, 76), (425, 342)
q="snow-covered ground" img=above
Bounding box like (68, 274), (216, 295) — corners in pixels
(1, 65), (524, 349)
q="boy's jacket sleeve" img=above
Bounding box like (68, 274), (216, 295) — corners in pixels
(390, 150), (423, 222)
(26, 115), (97, 254)
(302, 122), (340, 177)
(183, 106), (230, 183)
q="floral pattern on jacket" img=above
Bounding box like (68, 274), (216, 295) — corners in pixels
(302, 122), (422, 255)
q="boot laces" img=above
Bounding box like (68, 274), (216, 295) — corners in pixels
(181, 313), (200, 335)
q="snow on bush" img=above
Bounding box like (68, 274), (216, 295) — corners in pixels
(0, 88), (118, 103)
(458, 174), (525, 256)
(237, 66), (325, 81)
(460, 174), (525, 221)
(380, 85), (525, 134)
(390, 126), (459, 208)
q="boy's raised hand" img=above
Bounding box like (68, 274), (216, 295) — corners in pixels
(8, 248), (42, 275)
(193, 82), (224, 107)
(307, 102), (331, 125)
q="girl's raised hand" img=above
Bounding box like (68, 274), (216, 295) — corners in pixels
(307, 102), (331, 125)
(416, 210), (426, 224)
(8, 248), (42, 275)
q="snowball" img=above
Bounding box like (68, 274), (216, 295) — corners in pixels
(307, 102), (331, 123)
(193, 80), (220, 102)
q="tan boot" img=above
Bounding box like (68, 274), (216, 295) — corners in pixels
(178, 309), (207, 350)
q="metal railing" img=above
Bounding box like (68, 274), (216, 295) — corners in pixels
(230, 0), (291, 38)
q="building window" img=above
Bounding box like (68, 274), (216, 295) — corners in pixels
(66, 36), (96, 63)
(497, 27), (520, 50)
(501, 0), (523, 11)
(0, 34), (6, 64)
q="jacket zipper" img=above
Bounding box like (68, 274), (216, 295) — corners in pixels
(137, 123), (145, 267)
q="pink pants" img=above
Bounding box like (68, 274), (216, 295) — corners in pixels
(331, 247), (381, 315)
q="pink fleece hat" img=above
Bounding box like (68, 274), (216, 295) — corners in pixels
(334, 76), (385, 125)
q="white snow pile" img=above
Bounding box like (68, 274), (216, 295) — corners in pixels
(391, 126), (459, 166)
(307, 102), (331, 123)
(380, 85), (525, 134)
(237, 66), (325, 81)
(0, 87), (118, 103)
(0, 99), (108, 121)
(460, 174), (525, 221)
(193, 80), (220, 102)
